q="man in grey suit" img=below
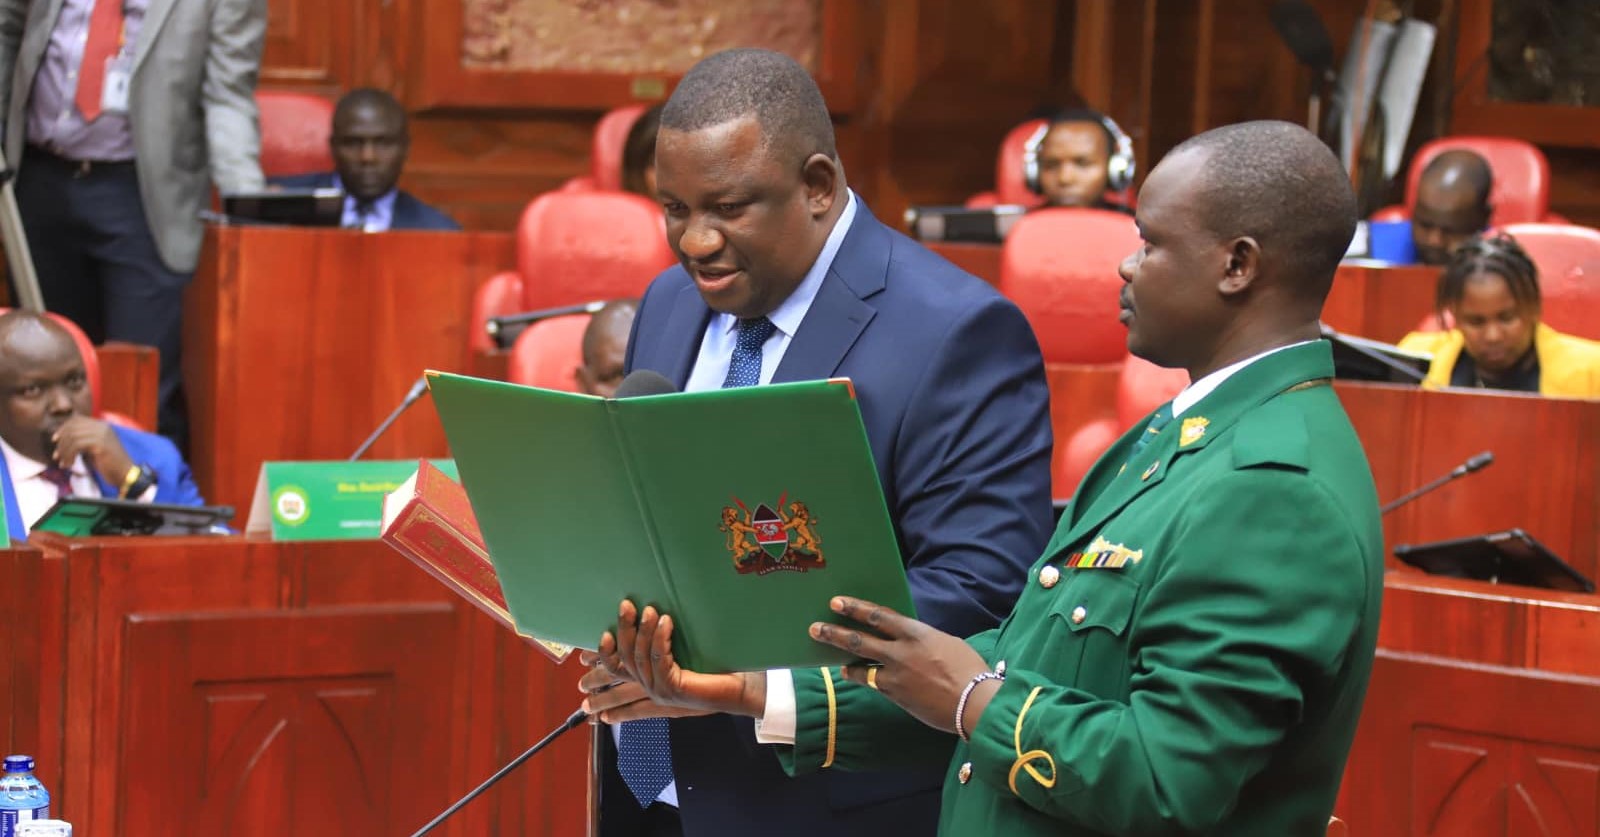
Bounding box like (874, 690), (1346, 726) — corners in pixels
(0, 0), (267, 447)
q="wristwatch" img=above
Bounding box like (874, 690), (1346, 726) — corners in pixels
(119, 463), (158, 499)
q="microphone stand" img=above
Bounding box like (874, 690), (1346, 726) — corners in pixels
(410, 708), (589, 837)
(1381, 451), (1493, 515)
(350, 375), (429, 461)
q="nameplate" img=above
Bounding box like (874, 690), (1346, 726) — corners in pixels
(245, 460), (458, 541)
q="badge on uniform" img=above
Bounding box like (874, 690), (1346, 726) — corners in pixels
(1064, 535), (1143, 569)
(1179, 416), (1209, 447)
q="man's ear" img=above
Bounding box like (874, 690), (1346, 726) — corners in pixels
(800, 153), (839, 219)
(1218, 237), (1261, 296)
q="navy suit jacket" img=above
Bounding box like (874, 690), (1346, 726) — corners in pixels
(619, 205), (1054, 836)
(269, 172), (461, 231)
(1, 424), (206, 540)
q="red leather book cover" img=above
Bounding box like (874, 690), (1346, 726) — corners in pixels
(382, 460), (572, 662)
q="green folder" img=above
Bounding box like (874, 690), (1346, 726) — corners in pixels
(426, 372), (915, 674)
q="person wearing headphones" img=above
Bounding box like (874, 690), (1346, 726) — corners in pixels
(1025, 108), (1136, 213)
(1397, 232), (1600, 397)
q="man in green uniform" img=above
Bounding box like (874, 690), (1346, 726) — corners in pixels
(584, 119), (1383, 836)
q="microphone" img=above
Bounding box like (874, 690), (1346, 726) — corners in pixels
(409, 708), (588, 837)
(349, 375), (430, 461)
(487, 300), (608, 349)
(1380, 451), (1494, 515)
(407, 370), (677, 836)
(1271, 0), (1335, 76)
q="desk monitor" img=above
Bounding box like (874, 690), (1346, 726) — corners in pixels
(1394, 529), (1595, 593)
(221, 189), (344, 227)
(32, 497), (235, 537)
(1321, 327), (1431, 383)
(903, 205), (1028, 244)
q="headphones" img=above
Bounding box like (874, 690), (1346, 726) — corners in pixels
(1022, 111), (1137, 196)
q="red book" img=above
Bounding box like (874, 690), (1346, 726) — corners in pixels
(381, 460), (572, 662)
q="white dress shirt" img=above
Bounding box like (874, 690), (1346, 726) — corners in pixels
(0, 437), (99, 531)
(753, 339), (1317, 744)
(621, 191), (858, 807)
(335, 175), (399, 232)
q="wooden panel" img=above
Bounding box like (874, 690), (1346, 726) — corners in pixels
(183, 227), (516, 513)
(119, 606), (454, 835)
(96, 342), (159, 431)
(926, 242), (1002, 286)
(1321, 265), (1438, 344)
(1450, 0), (1600, 150)
(1377, 575), (1600, 678)
(1339, 651), (1600, 836)
(259, 0), (356, 91)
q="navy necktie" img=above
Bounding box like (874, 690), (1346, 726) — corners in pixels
(616, 315), (777, 808)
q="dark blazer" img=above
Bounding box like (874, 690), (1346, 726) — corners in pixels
(1, 424), (206, 540)
(269, 172), (461, 231)
(615, 204), (1055, 836)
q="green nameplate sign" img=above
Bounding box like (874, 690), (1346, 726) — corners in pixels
(245, 460), (458, 541)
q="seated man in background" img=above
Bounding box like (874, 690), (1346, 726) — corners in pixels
(575, 299), (638, 398)
(274, 88), (460, 232)
(1410, 150), (1492, 265)
(1028, 108), (1135, 213)
(621, 104), (663, 199)
(0, 311), (204, 538)
(1399, 233), (1600, 396)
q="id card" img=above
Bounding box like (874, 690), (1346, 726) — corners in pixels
(101, 53), (132, 115)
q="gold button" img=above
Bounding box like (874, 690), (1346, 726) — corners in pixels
(958, 761), (972, 784)
(1039, 565), (1060, 589)
(1070, 605), (1087, 624)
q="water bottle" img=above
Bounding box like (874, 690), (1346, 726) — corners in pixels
(0, 756), (49, 837)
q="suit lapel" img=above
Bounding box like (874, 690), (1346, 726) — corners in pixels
(132, 0), (179, 75)
(646, 282), (714, 389)
(773, 203), (886, 383)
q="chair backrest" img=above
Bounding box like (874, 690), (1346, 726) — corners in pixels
(1116, 355), (1189, 426)
(1498, 223), (1600, 295)
(999, 208), (1141, 364)
(590, 105), (650, 193)
(514, 190), (676, 311)
(989, 119), (1049, 209)
(257, 91), (336, 178)
(507, 314), (590, 392)
(1544, 260), (1600, 341)
(1405, 137), (1549, 227)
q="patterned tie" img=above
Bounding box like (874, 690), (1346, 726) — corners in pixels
(1125, 402), (1173, 464)
(40, 466), (74, 500)
(615, 316), (777, 808)
(76, 0), (126, 121)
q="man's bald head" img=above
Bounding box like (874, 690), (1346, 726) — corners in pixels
(1413, 150), (1493, 265)
(576, 299), (637, 399)
(1169, 120), (1358, 298)
(0, 310), (81, 368)
(0, 310), (92, 461)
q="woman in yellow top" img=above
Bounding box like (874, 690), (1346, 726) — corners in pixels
(1398, 233), (1600, 397)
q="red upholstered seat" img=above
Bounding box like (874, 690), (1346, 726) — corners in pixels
(1498, 223), (1600, 295)
(470, 190), (674, 353)
(1394, 137), (1552, 227)
(1544, 260), (1600, 341)
(1054, 355), (1188, 498)
(967, 119), (1048, 210)
(558, 104), (650, 193)
(507, 314), (590, 392)
(999, 208), (1141, 365)
(256, 91), (335, 178)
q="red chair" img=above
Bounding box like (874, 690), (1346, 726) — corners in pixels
(1372, 137), (1556, 226)
(256, 91), (335, 178)
(507, 314), (590, 391)
(1498, 223), (1600, 293)
(1544, 260), (1600, 341)
(999, 208), (1141, 365)
(560, 104), (650, 193)
(0, 308), (140, 428)
(966, 119), (1048, 210)
(470, 190), (674, 352)
(1054, 355), (1188, 497)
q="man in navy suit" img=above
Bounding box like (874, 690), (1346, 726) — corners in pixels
(579, 49), (1054, 837)
(0, 310), (204, 540)
(273, 88), (460, 232)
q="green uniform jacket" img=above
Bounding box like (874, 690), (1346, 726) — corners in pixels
(779, 342), (1384, 835)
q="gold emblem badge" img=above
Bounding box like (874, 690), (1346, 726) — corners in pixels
(1141, 460), (1159, 480)
(1179, 416), (1209, 447)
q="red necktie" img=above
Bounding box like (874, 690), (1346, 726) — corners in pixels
(76, 0), (126, 122)
(41, 466), (75, 500)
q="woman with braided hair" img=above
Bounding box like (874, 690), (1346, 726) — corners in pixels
(1399, 232), (1600, 397)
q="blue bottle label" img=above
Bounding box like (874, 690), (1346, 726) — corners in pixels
(0, 804), (50, 837)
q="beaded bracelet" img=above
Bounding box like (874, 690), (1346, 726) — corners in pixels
(954, 660), (1006, 742)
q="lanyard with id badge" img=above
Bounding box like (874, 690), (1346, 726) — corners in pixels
(100, 22), (133, 116)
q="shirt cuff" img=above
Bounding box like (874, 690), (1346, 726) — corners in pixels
(754, 668), (796, 744)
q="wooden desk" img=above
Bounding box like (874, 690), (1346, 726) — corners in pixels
(185, 227), (515, 513)
(0, 535), (585, 837)
(926, 241), (1002, 286)
(1337, 576), (1600, 834)
(96, 342), (159, 430)
(1321, 263), (1438, 344)
(1336, 382), (1600, 582)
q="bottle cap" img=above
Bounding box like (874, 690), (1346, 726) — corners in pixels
(2, 755), (34, 772)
